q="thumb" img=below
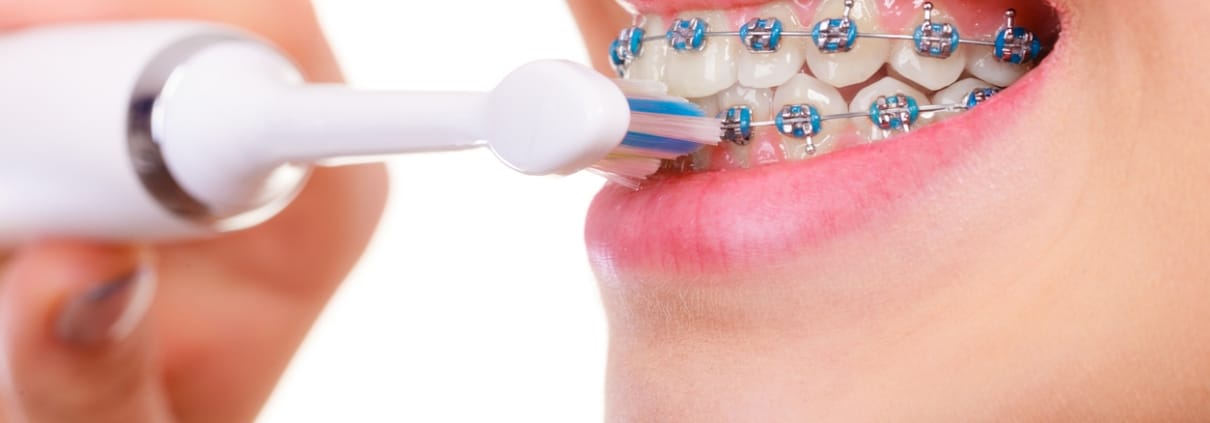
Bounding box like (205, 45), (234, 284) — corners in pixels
(0, 241), (170, 423)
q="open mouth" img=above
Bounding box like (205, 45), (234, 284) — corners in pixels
(613, 0), (1060, 173)
(586, 0), (1064, 276)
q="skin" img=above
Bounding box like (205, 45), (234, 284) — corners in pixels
(569, 0), (1210, 420)
(0, 0), (388, 421)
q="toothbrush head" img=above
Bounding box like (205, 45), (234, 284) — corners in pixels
(594, 79), (719, 189)
(486, 60), (719, 188)
(486, 60), (630, 176)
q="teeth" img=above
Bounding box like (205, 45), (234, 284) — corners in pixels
(690, 144), (713, 171)
(712, 136), (751, 169)
(748, 128), (785, 166)
(737, 2), (807, 88)
(689, 96), (720, 118)
(849, 76), (932, 142)
(931, 77), (996, 121)
(627, 16), (669, 81)
(887, 8), (965, 91)
(717, 83), (774, 121)
(687, 95), (720, 171)
(664, 11), (740, 98)
(716, 84), (773, 169)
(772, 73), (849, 160)
(716, 84), (774, 169)
(803, 0), (889, 88)
(630, 2), (1047, 174)
(965, 46), (1029, 87)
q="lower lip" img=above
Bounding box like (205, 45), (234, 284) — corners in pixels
(585, 59), (1055, 277)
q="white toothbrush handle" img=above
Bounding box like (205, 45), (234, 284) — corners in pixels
(0, 22), (264, 245)
(265, 88), (488, 165)
(250, 61), (629, 174)
(0, 21), (630, 245)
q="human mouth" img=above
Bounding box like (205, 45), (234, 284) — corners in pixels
(586, 0), (1063, 277)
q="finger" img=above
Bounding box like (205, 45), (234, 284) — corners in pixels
(155, 165), (388, 422)
(0, 0), (343, 82)
(0, 241), (169, 423)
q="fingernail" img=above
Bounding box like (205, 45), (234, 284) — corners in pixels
(55, 267), (154, 346)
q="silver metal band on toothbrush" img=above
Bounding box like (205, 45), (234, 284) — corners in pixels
(718, 88), (1001, 155)
(610, 1), (1046, 77)
(127, 33), (301, 229)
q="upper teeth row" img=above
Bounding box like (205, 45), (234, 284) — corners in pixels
(610, 1), (1045, 77)
(720, 87), (1001, 152)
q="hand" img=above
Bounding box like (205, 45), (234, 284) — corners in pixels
(0, 1), (389, 421)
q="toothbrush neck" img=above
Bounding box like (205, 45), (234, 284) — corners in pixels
(262, 86), (488, 166)
(152, 38), (494, 219)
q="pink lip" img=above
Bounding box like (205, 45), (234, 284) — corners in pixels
(585, 54), (1057, 277)
(620, 0), (772, 15)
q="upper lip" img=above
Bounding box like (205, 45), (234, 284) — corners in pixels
(585, 0), (1065, 279)
(619, 0), (779, 15)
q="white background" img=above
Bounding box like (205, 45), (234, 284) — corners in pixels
(259, 2), (609, 421)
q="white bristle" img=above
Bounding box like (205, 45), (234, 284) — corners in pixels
(589, 169), (645, 190)
(594, 156), (663, 179)
(610, 145), (685, 160)
(588, 79), (720, 189)
(629, 112), (720, 145)
(612, 79), (719, 147)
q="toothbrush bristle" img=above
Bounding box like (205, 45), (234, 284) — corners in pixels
(620, 132), (702, 156)
(592, 80), (720, 186)
(626, 98), (704, 117)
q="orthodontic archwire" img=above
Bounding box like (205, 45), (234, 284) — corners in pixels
(610, 1), (1046, 77)
(609, 1), (1043, 155)
(718, 87), (1001, 154)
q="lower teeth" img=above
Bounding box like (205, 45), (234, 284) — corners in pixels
(730, 87), (993, 145)
(663, 73), (1002, 173)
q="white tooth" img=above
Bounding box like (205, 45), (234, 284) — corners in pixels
(691, 146), (713, 172)
(664, 11), (740, 98)
(724, 141), (751, 169)
(717, 83), (774, 120)
(965, 47), (1029, 87)
(887, 7), (965, 91)
(803, 0), (890, 88)
(931, 77), (996, 121)
(627, 15), (669, 81)
(772, 73), (848, 159)
(715, 85), (771, 169)
(737, 2), (806, 88)
(688, 95), (718, 171)
(689, 96), (720, 118)
(849, 76), (932, 142)
(884, 65), (932, 96)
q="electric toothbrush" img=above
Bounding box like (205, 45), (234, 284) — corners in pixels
(0, 21), (716, 245)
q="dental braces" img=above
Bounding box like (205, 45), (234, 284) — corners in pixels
(719, 87), (1001, 152)
(610, 1), (1045, 77)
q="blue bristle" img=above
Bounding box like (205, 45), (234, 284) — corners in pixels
(621, 132), (702, 155)
(626, 98), (705, 117)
